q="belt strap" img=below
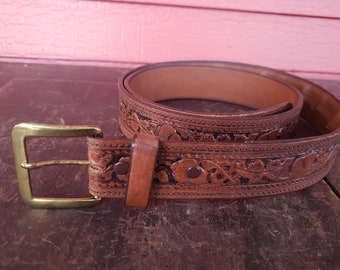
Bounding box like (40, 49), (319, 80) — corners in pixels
(87, 61), (340, 206)
(12, 61), (340, 208)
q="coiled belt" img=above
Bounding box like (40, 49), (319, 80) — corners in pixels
(12, 61), (340, 208)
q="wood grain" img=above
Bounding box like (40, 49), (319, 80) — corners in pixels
(0, 62), (339, 269)
(0, 1), (339, 79)
(108, 0), (340, 18)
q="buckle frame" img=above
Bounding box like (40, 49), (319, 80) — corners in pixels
(12, 122), (103, 208)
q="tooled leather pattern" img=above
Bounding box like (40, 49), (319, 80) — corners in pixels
(88, 139), (338, 197)
(119, 102), (298, 142)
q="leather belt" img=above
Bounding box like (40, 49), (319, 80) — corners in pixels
(12, 61), (340, 208)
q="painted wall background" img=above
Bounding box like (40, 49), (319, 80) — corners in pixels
(0, 0), (339, 79)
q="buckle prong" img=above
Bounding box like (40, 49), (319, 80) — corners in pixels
(12, 122), (103, 208)
(21, 160), (90, 169)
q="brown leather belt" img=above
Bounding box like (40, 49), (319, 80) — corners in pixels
(12, 61), (340, 208)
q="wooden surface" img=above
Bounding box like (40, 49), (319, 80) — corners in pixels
(109, 0), (340, 18)
(0, 62), (339, 270)
(1, 1), (340, 80)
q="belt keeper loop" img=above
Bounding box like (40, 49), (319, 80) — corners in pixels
(125, 133), (159, 208)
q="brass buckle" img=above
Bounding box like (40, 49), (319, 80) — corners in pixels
(12, 122), (103, 208)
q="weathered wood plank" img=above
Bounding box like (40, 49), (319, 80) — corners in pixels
(1, 1), (340, 78)
(0, 62), (339, 269)
(108, 0), (340, 18)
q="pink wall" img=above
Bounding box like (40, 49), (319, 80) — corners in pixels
(1, 0), (340, 79)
